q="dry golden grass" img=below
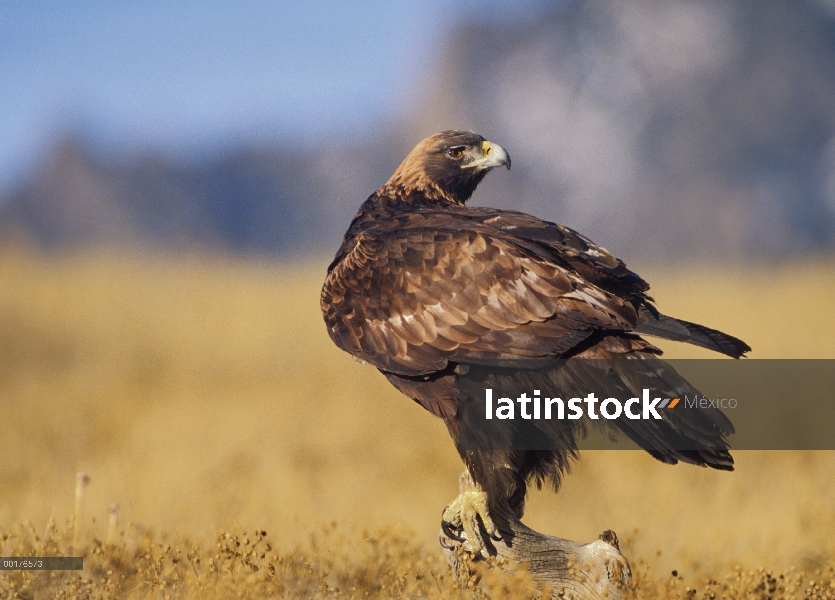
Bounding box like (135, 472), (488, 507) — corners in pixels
(1, 245), (834, 598)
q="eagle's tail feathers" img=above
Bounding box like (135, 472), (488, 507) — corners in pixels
(636, 308), (750, 358)
(678, 320), (751, 359)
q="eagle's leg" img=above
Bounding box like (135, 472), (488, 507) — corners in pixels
(506, 469), (528, 518)
(439, 482), (499, 556)
(440, 466), (527, 556)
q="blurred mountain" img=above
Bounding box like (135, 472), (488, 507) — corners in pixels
(2, 0), (835, 260)
(0, 135), (400, 254)
(408, 0), (835, 259)
(0, 137), (326, 252)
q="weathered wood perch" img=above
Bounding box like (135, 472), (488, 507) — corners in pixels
(442, 473), (631, 600)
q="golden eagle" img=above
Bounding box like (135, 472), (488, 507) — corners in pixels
(321, 131), (750, 551)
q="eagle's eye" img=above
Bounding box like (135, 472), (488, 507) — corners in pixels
(446, 146), (465, 159)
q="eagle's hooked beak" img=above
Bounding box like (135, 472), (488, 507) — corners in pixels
(466, 140), (511, 170)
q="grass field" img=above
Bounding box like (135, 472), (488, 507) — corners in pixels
(1, 246), (835, 598)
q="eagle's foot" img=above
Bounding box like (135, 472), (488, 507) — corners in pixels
(440, 489), (500, 557)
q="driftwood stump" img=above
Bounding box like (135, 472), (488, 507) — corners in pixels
(442, 473), (631, 600)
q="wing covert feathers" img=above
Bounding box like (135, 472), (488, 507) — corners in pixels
(322, 227), (640, 376)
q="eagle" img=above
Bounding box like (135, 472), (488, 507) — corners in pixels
(320, 131), (750, 553)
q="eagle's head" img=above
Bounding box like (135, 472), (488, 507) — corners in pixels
(384, 131), (511, 205)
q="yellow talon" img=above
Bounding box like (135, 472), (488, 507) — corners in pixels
(441, 489), (496, 555)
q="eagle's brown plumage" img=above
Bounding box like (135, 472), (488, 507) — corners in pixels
(321, 131), (750, 516)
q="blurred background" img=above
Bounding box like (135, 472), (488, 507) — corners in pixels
(3, 0), (835, 258)
(2, 0), (835, 584)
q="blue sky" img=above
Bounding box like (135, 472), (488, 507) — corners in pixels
(0, 0), (546, 193)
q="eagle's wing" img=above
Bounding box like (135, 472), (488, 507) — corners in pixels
(466, 210), (750, 357)
(321, 215), (641, 377)
(470, 209), (652, 303)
